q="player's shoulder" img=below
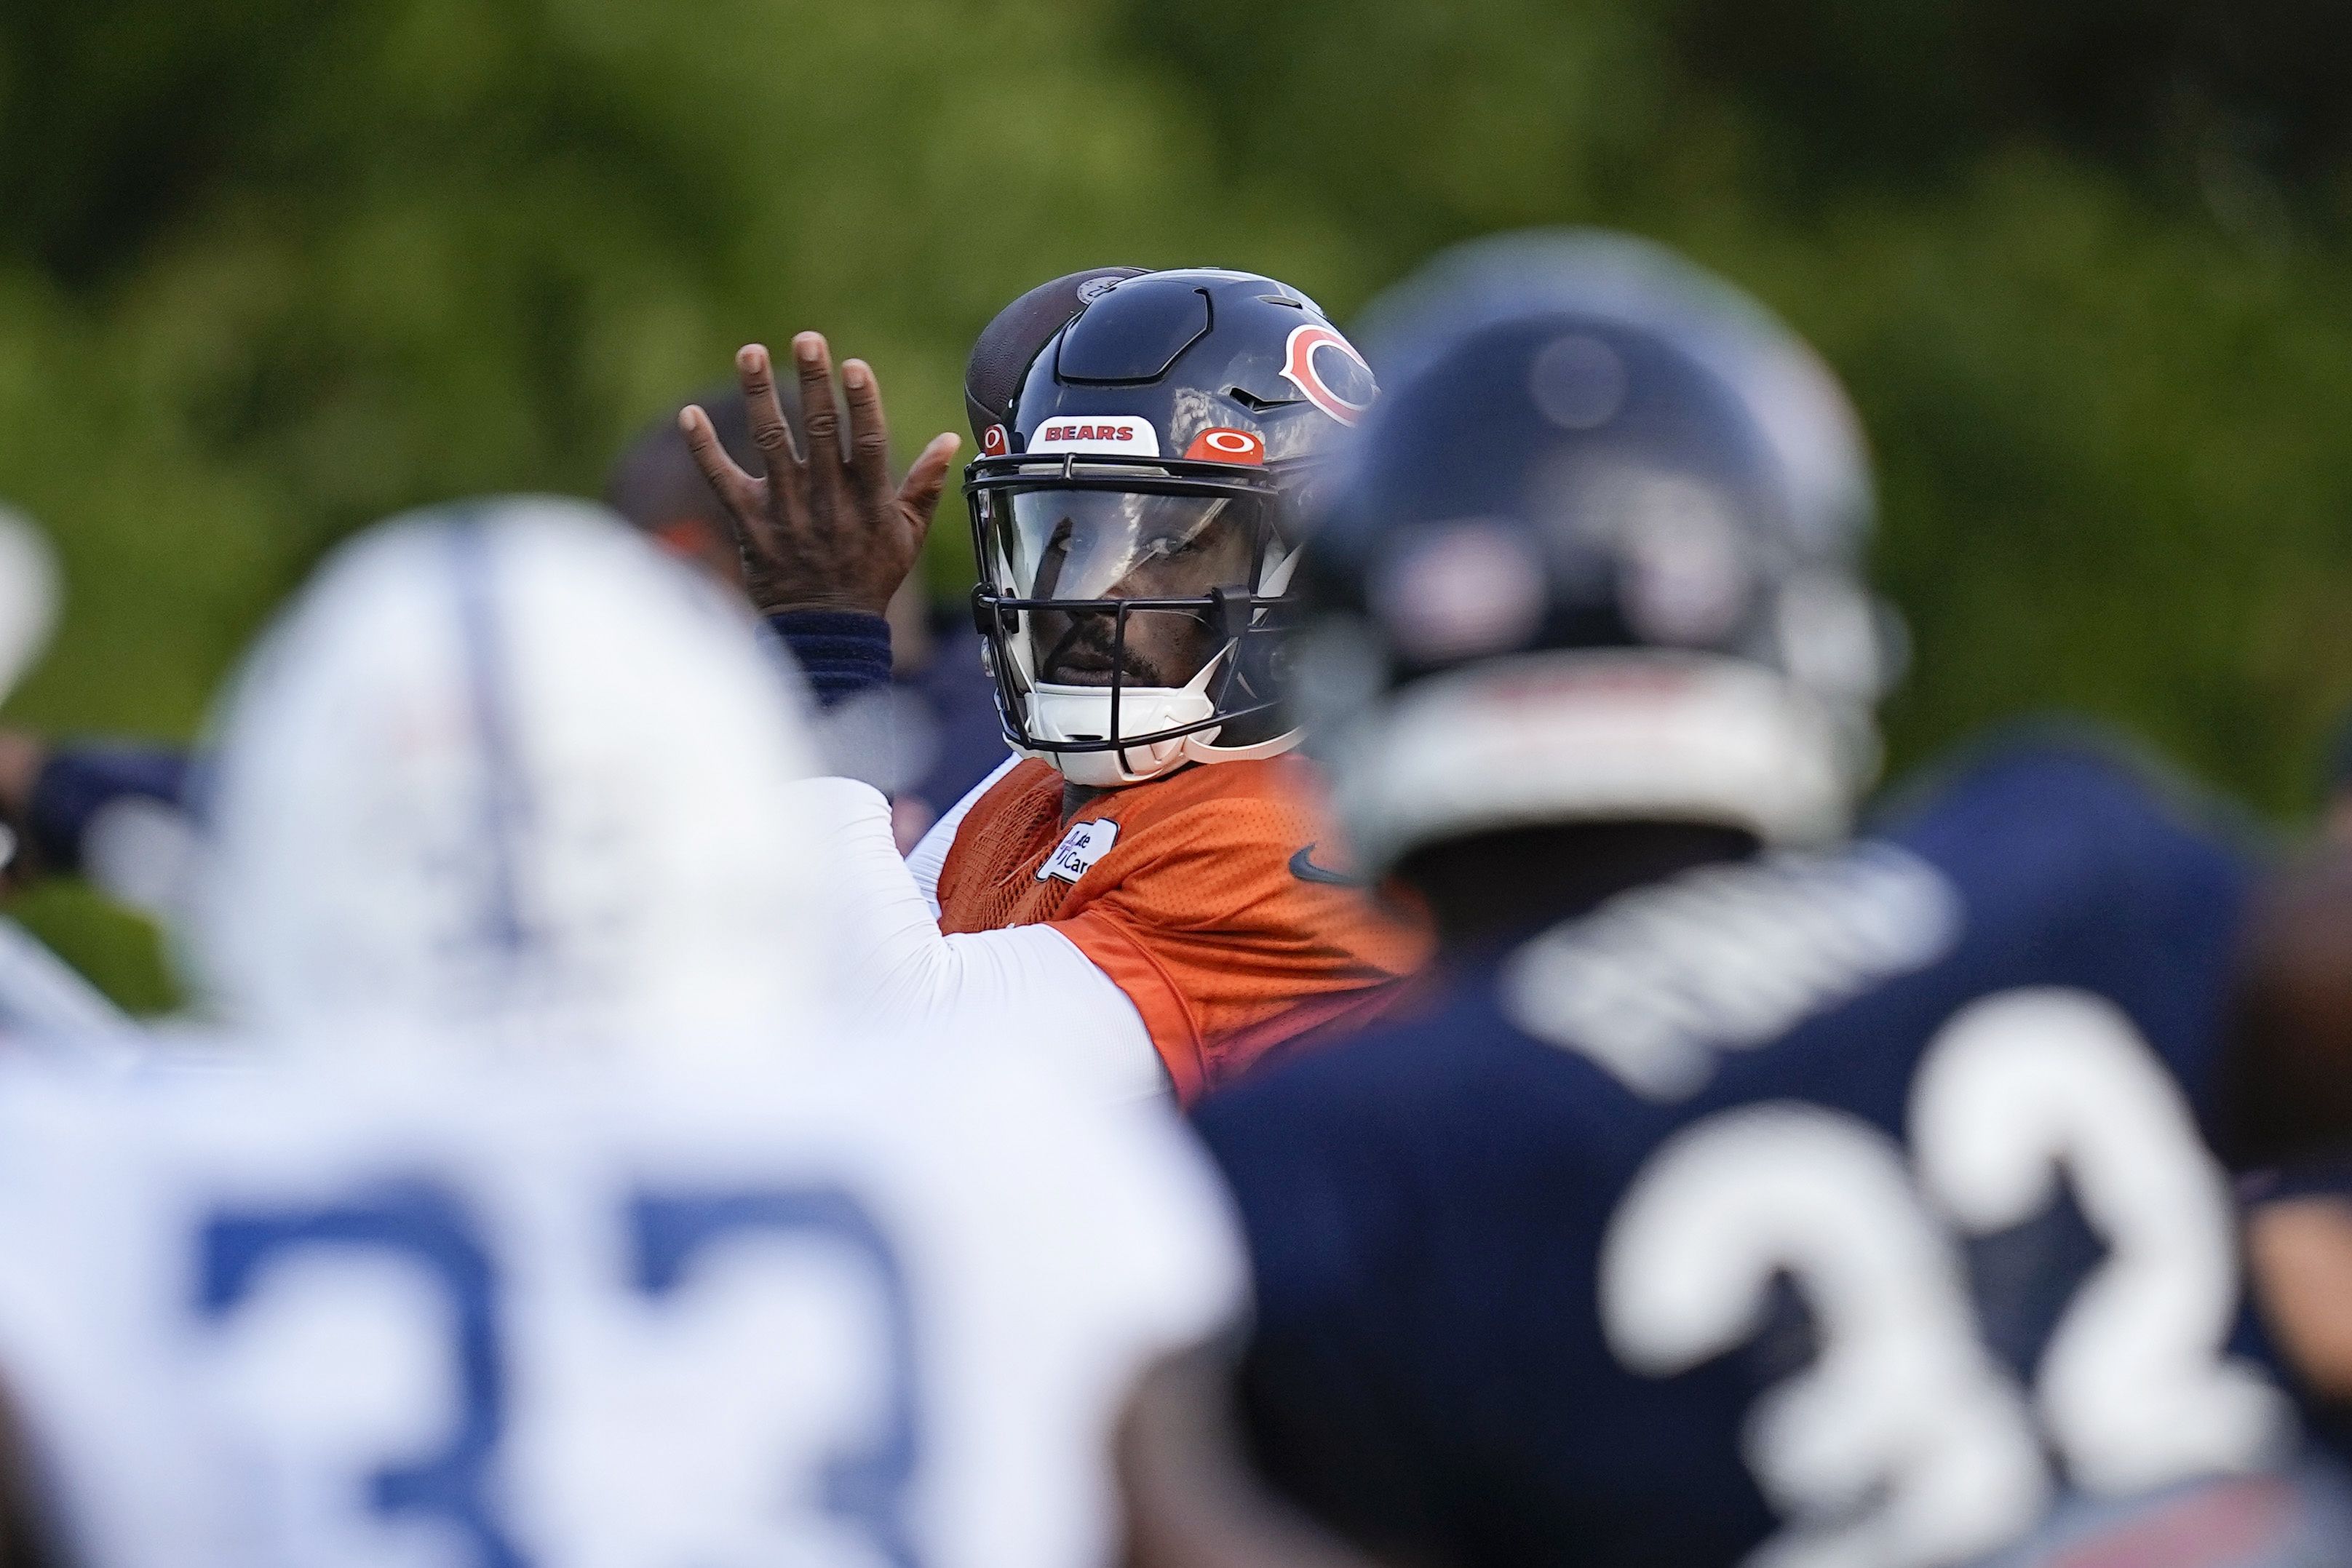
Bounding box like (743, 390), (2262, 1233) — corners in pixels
(951, 756), (1346, 877)
(0, 1027), (1227, 1266)
(1196, 963), (1625, 1325)
(1088, 757), (1345, 871)
(788, 1024), (1161, 1155)
(1198, 961), (1597, 1178)
(808, 1026), (1247, 1339)
(1205, 728), (2256, 1144)
(957, 757), (1062, 824)
(1121, 755), (1323, 819)
(1869, 723), (2261, 893)
(0, 1040), (262, 1145)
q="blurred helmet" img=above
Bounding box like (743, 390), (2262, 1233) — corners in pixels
(965, 268), (1375, 787)
(1298, 231), (1894, 877)
(0, 508), (57, 711)
(1352, 230), (1876, 555)
(185, 498), (825, 1051)
(964, 265), (1151, 447)
(0, 506), (57, 881)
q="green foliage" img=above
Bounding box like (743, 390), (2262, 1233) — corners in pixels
(1115, 0), (2352, 810)
(3, 0), (2350, 1006)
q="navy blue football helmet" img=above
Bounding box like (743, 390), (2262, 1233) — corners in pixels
(1296, 231), (1895, 873)
(964, 268), (1373, 787)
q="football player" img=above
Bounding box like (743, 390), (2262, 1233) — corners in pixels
(683, 269), (1431, 1104)
(0, 387), (777, 909)
(0, 506), (139, 1036)
(0, 395), (768, 910)
(0, 498), (1343, 1568)
(2322, 711), (2352, 844)
(1191, 232), (2352, 1567)
(0, 375), (1013, 904)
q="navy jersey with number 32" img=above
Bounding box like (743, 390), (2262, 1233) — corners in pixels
(1197, 744), (2295, 1568)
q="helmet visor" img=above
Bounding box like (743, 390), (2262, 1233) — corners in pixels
(992, 487), (1263, 603)
(980, 485), (1276, 692)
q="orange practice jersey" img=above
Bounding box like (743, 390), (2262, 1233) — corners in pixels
(935, 755), (1434, 1102)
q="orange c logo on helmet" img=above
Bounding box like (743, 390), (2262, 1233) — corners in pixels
(981, 423), (1010, 457)
(1280, 325), (1376, 427)
(1184, 427), (1267, 465)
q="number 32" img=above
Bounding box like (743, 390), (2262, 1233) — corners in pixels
(1600, 988), (2292, 1568)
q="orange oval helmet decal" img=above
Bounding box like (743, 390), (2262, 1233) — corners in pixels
(1184, 427), (1268, 465)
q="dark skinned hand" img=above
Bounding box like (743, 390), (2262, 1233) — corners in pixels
(680, 333), (961, 618)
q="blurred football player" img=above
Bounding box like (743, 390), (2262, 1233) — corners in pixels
(2320, 709), (2352, 845)
(0, 499), (1340, 1568)
(683, 269), (1430, 1104)
(604, 383), (770, 585)
(0, 371), (1009, 902)
(0, 507), (138, 1037)
(0, 400), (787, 908)
(1192, 232), (2352, 1567)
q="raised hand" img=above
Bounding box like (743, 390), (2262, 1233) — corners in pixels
(680, 333), (961, 618)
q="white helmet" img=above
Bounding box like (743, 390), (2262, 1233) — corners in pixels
(183, 498), (824, 1053)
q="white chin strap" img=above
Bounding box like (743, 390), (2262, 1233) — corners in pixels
(1017, 547), (1307, 789)
(1020, 647), (1300, 788)
(1326, 648), (1878, 875)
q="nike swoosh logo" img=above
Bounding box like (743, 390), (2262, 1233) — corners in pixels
(1289, 843), (1367, 887)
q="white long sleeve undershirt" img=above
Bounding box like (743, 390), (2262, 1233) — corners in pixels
(904, 755), (1020, 919)
(789, 774), (1170, 1103)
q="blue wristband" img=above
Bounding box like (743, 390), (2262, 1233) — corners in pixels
(29, 742), (192, 874)
(766, 610), (894, 709)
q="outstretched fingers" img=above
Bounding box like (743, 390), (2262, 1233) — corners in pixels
(841, 359), (895, 504)
(698, 335), (956, 616)
(733, 343), (802, 473)
(896, 432), (964, 552)
(791, 332), (848, 512)
(677, 404), (763, 520)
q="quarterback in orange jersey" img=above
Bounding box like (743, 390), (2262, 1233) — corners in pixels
(684, 266), (1430, 1103)
(933, 753), (1429, 1100)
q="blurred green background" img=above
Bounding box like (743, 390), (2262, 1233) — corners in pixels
(4, 0), (2351, 1007)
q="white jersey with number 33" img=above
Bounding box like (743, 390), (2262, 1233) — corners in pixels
(0, 1040), (1243, 1568)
